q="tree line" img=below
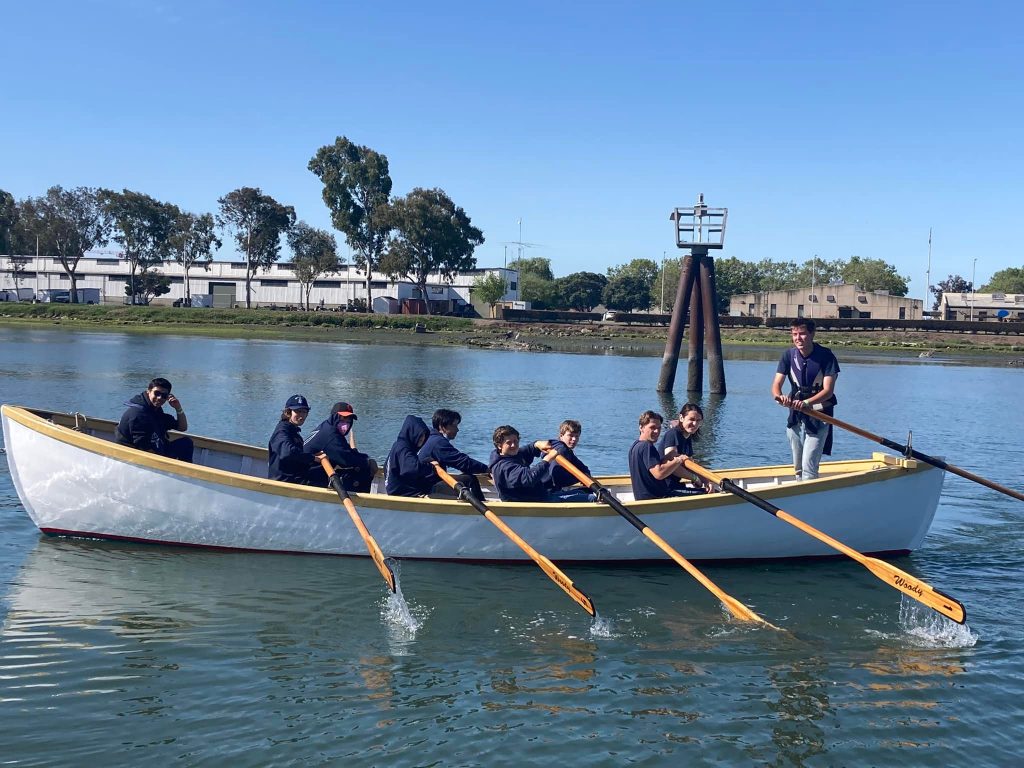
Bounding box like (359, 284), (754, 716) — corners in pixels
(0, 137), (483, 312)
(473, 254), (921, 315)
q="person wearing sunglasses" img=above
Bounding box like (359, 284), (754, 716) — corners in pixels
(114, 377), (194, 462)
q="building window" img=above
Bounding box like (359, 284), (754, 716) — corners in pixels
(769, 304), (777, 317)
(95, 258), (120, 265)
(857, 295), (868, 303)
(58, 274), (69, 281)
(259, 279), (289, 287)
(808, 294), (818, 302)
(231, 262), (247, 269)
(313, 280), (342, 288)
(826, 294), (836, 303)
(747, 303), (754, 314)
(899, 307), (906, 319)
(510, 281), (517, 291)
(797, 305), (804, 317)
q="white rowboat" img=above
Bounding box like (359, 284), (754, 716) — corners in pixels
(1, 405), (944, 563)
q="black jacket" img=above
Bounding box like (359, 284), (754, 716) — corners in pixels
(488, 444), (553, 502)
(303, 414), (374, 490)
(268, 420), (314, 484)
(384, 416), (436, 496)
(418, 430), (488, 475)
(115, 392), (177, 452)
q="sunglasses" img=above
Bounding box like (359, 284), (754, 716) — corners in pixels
(151, 390), (170, 399)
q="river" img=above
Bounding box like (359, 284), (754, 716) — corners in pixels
(1, 327), (1021, 766)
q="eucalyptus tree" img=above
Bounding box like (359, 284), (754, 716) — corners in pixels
(170, 211), (221, 303)
(100, 190), (180, 304)
(380, 188), (484, 315)
(287, 221), (340, 310)
(18, 186), (110, 302)
(217, 187), (296, 308)
(308, 136), (393, 305)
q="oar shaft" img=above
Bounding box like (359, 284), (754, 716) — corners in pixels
(320, 456), (396, 593)
(797, 405), (1024, 503)
(431, 462), (596, 617)
(548, 453), (769, 625)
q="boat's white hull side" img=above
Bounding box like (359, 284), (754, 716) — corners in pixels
(2, 407), (943, 562)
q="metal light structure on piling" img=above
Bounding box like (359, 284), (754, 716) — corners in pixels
(658, 194), (729, 394)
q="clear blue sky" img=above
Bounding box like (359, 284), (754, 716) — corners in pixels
(3, 1), (1021, 297)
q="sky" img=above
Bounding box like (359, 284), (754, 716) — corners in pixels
(2, 1), (1021, 299)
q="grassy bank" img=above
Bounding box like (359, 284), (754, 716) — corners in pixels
(2, 302), (1023, 357)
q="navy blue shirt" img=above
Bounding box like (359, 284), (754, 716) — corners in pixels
(418, 430), (488, 475)
(546, 438), (591, 488)
(115, 392), (178, 453)
(776, 343), (840, 437)
(268, 419), (313, 484)
(628, 439), (673, 500)
(488, 444), (552, 502)
(658, 426), (694, 459)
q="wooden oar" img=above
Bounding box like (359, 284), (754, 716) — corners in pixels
(681, 457), (967, 624)
(794, 403), (1024, 503)
(431, 462), (596, 617)
(548, 453), (770, 625)
(319, 455), (396, 593)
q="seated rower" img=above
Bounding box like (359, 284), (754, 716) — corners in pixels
(657, 403), (710, 493)
(268, 394), (316, 484)
(489, 426), (595, 503)
(418, 408), (487, 500)
(545, 419), (597, 502)
(628, 410), (706, 500)
(115, 377), (194, 463)
(303, 401), (378, 491)
(384, 415), (438, 497)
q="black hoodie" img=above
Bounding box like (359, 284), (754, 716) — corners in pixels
(115, 392), (177, 452)
(384, 416), (436, 496)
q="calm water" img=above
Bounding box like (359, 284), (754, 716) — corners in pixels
(1, 327), (1021, 766)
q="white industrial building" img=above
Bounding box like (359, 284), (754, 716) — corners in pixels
(0, 253), (520, 316)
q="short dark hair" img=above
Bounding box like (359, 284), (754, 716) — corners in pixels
(791, 318), (815, 334)
(149, 377), (172, 392)
(433, 409), (462, 431)
(638, 410), (663, 428)
(492, 425), (519, 448)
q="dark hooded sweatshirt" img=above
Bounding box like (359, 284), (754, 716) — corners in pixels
(303, 413), (373, 490)
(545, 438), (591, 489)
(488, 443), (553, 502)
(115, 392), (178, 453)
(268, 419), (314, 484)
(385, 416), (436, 496)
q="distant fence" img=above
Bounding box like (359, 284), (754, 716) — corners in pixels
(498, 307), (1024, 335)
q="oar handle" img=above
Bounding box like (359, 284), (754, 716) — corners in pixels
(795, 404), (1024, 503)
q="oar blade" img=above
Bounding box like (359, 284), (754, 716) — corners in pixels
(538, 556), (597, 616)
(862, 556), (966, 624)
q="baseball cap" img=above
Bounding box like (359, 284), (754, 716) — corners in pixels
(332, 401), (358, 419)
(285, 394), (310, 411)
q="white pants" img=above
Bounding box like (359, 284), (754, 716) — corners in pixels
(787, 422), (827, 481)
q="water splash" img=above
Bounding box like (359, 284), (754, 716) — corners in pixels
(379, 559), (422, 636)
(589, 614), (615, 638)
(898, 596), (978, 648)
